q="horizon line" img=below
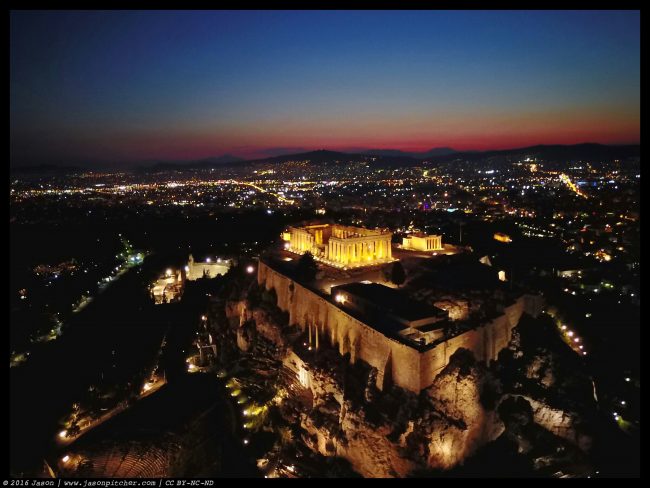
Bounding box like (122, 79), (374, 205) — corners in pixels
(10, 140), (641, 168)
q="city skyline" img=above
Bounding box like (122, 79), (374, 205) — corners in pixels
(10, 10), (640, 167)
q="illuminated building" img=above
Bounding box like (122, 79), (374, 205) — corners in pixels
(287, 223), (393, 268)
(402, 233), (443, 251)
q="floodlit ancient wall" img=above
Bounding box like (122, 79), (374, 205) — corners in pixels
(418, 297), (533, 391)
(258, 261), (542, 394)
(259, 261), (422, 392)
(186, 261), (230, 280)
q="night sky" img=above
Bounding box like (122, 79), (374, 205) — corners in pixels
(10, 10), (640, 167)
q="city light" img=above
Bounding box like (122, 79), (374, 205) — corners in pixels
(7, 11), (641, 479)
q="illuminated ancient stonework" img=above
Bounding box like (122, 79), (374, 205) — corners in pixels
(287, 223), (393, 268)
(402, 233), (443, 251)
(185, 254), (230, 280)
(257, 259), (545, 393)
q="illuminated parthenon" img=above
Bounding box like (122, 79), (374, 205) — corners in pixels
(287, 223), (393, 268)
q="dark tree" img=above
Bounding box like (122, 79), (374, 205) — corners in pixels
(295, 252), (318, 282)
(390, 261), (406, 286)
(261, 287), (277, 305)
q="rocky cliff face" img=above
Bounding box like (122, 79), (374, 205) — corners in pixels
(294, 345), (505, 477)
(415, 348), (504, 470)
(222, 295), (596, 477)
(496, 314), (597, 453)
(226, 298), (288, 348)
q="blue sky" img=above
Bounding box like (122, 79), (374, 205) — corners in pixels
(10, 10), (640, 165)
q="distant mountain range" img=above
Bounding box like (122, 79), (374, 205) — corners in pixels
(356, 147), (459, 159)
(433, 143), (640, 163)
(145, 143), (637, 170)
(10, 143), (639, 174)
(138, 149), (420, 171)
(142, 154), (245, 171)
(245, 149), (419, 166)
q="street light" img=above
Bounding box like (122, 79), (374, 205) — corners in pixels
(62, 455), (70, 463)
(59, 430), (67, 439)
(246, 265), (255, 274)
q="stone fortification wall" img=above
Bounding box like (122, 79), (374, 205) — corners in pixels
(258, 260), (542, 394)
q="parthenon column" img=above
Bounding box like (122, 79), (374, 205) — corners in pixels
(386, 237), (392, 259)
